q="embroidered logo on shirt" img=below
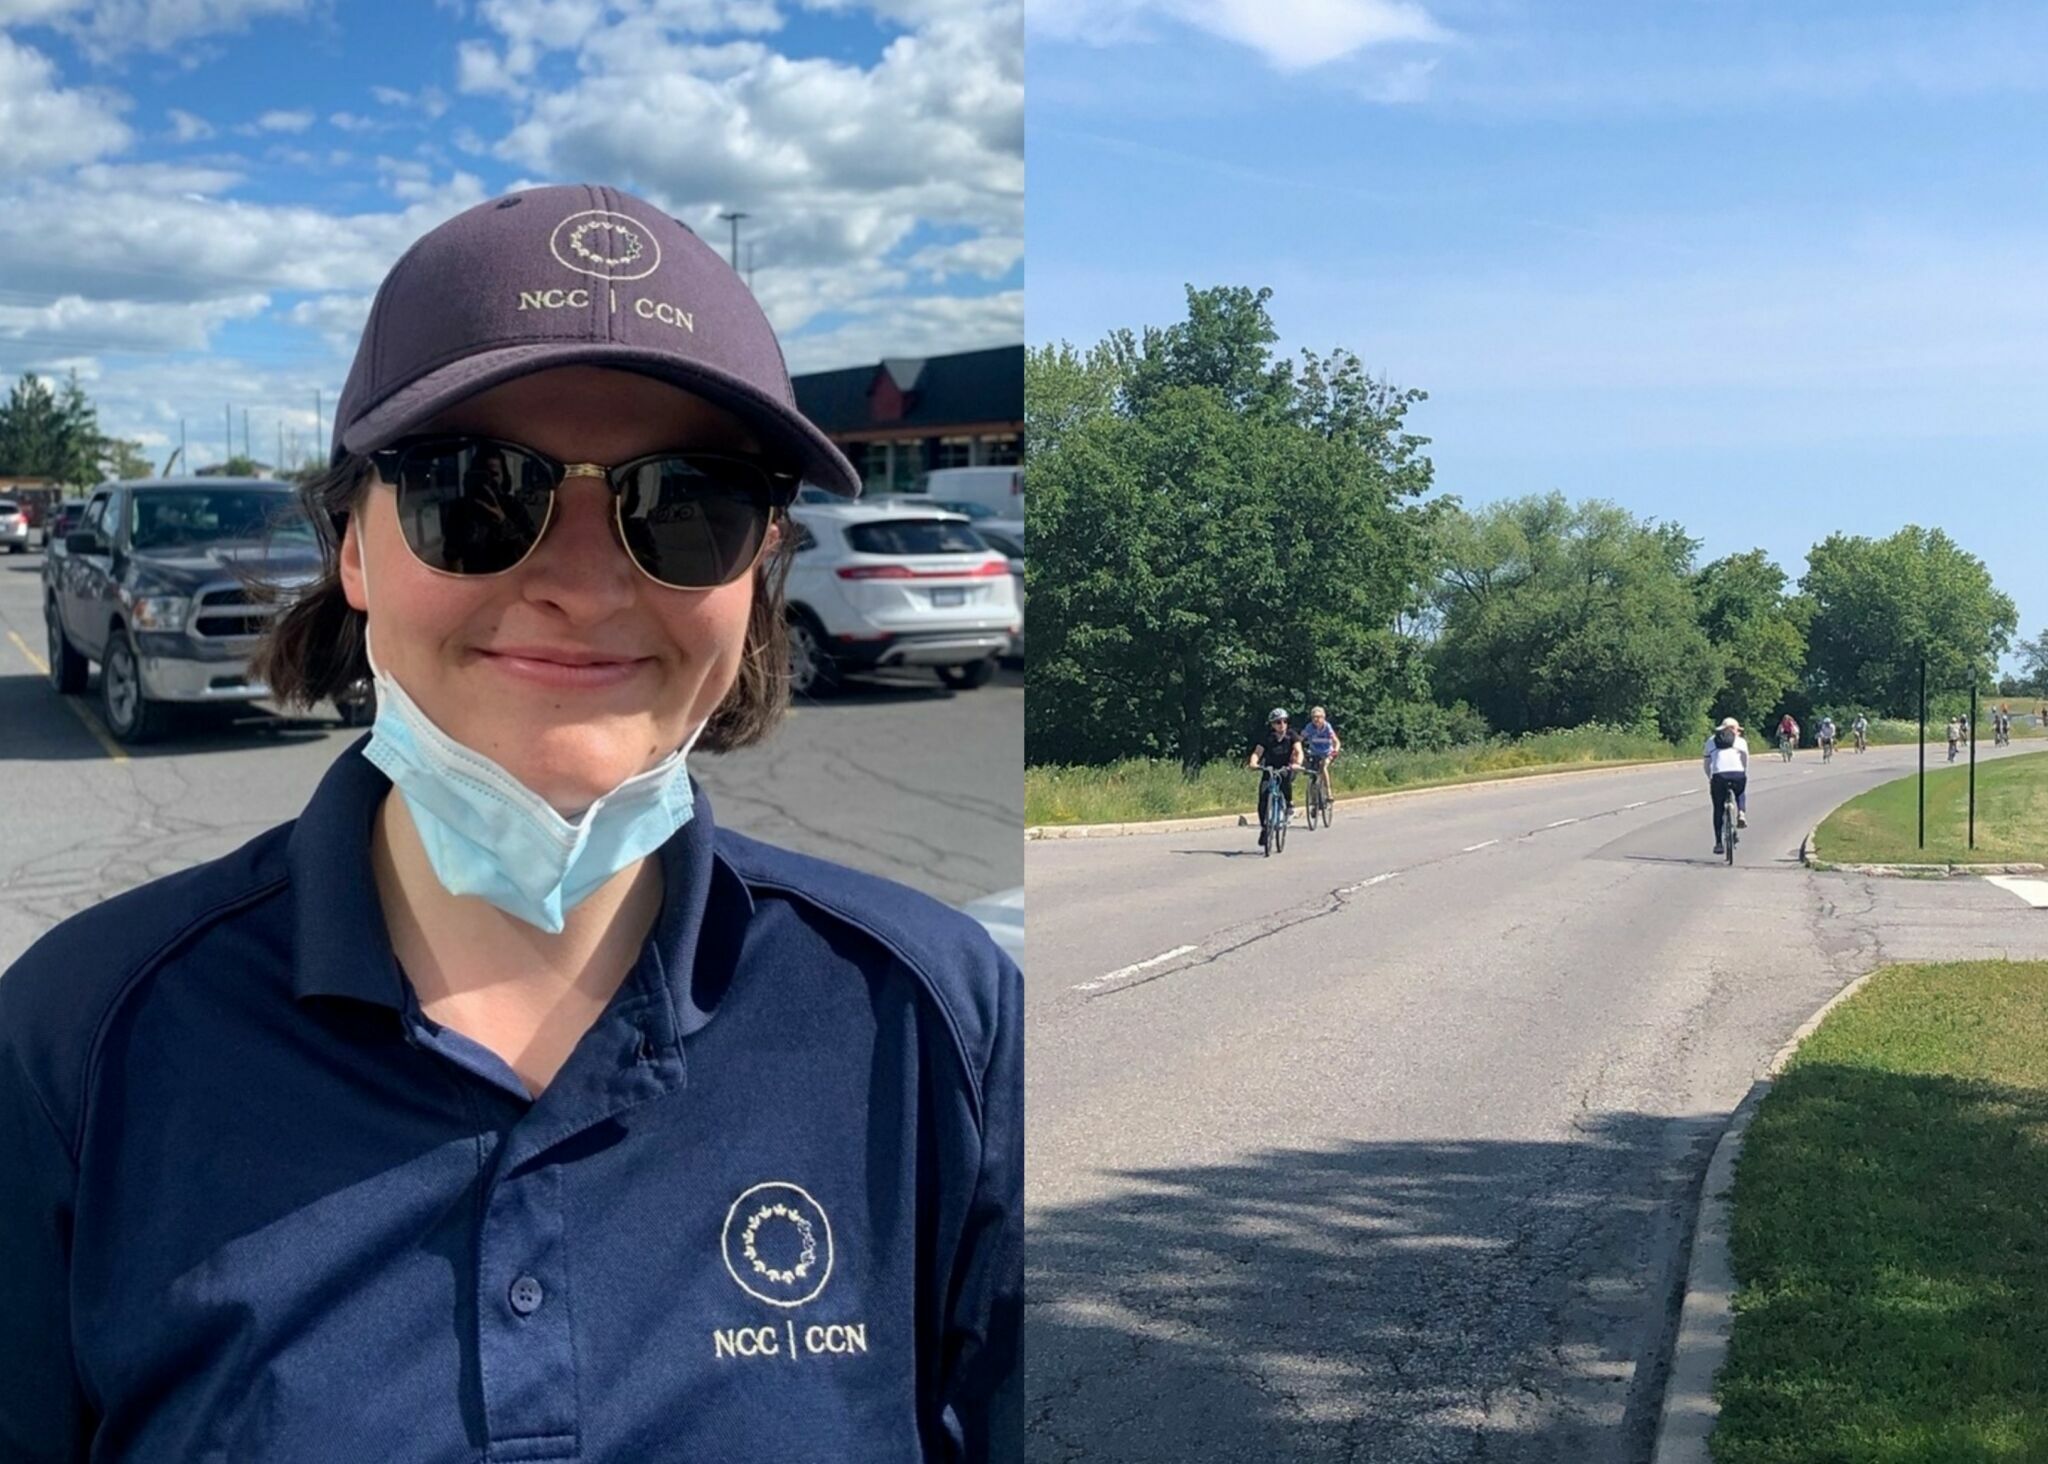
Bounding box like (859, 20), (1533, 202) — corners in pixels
(721, 1181), (834, 1308)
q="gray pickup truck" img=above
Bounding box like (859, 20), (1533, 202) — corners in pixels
(42, 477), (363, 743)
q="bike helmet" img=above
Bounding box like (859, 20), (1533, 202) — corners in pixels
(1718, 716), (1740, 730)
(1269, 708), (1289, 723)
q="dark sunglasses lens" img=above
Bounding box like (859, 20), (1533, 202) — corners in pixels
(392, 441), (554, 575)
(617, 457), (774, 587)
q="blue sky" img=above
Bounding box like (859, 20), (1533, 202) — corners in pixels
(1027, 0), (2048, 670)
(0, 0), (1020, 471)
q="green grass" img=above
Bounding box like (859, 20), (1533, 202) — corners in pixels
(1024, 724), (1686, 826)
(1716, 961), (2048, 1464)
(1815, 748), (2048, 865)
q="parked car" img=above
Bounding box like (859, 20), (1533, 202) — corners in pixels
(43, 477), (322, 742)
(914, 465), (1022, 519)
(0, 499), (28, 554)
(38, 499), (88, 551)
(783, 501), (1018, 696)
(866, 494), (1024, 542)
(976, 526), (1025, 662)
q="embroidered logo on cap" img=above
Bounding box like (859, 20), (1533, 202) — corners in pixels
(721, 1181), (834, 1308)
(549, 208), (662, 281)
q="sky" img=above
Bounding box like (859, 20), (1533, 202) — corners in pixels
(1026, 0), (2048, 672)
(0, 0), (1021, 471)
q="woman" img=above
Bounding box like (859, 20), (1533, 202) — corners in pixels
(0, 186), (1020, 1462)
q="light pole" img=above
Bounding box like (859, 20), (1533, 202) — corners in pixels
(718, 211), (750, 271)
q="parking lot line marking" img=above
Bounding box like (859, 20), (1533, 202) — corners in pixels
(1984, 876), (2048, 909)
(1076, 944), (1198, 991)
(5, 630), (130, 764)
(1462, 839), (1499, 852)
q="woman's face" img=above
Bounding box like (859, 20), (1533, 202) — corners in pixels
(340, 365), (771, 810)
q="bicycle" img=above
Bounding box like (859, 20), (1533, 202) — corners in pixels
(1819, 735), (1834, 763)
(1853, 729), (1867, 754)
(1255, 765), (1297, 856)
(1304, 754), (1333, 829)
(1720, 781), (1739, 866)
(1778, 733), (1795, 763)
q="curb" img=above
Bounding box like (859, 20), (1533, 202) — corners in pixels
(1025, 757), (1688, 839)
(1650, 968), (1886, 1464)
(1801, 826), (2043, 879)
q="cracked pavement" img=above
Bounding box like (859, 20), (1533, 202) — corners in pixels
(1026, 743), (2048, 1462)
(0, 552), (1021, 973)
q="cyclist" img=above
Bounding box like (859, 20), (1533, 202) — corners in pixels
(1302, 706), (1341, 811)
(1851, 713), (1869, 752)
(1247, 708), (1304, 850)
(1776, 712), (1799, 759)
(1947, 716), (1962, 762)
(1706, 716), (1750, 856)
(1816, 714), (1837, 760)
(1700, 718), (1749, 828)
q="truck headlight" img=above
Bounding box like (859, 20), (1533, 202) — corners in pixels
(131, 595), (190, 632)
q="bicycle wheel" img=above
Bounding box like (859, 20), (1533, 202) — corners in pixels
(1725, 797), (1737, 864)
(1274, 812), (1287, 854)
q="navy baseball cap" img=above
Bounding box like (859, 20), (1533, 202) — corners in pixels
(333, 182), (860, 496)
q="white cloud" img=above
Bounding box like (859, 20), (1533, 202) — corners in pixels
(166, 107), (216, 141)
(370, 83), (452, 118)
(286, 291), (373, 347)
(329, 110), (380, 132)
(456, 37), (529, 94)
(1029, 0), (1443, 71)
(778, 288), (1021, 373)
(909, 233), (1021, 281)
(0, 34), (132, 177)
(39, 0), (317, 59)
(72, 160), (243, 194)
(0, 292), (272, 358)
(252, 108), (314, 133)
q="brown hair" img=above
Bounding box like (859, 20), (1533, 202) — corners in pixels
(250, 454), (793, 752)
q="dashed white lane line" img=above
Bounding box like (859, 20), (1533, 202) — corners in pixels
(1075, 944), (1199, 992)
(1984, 876), (2048, 909)
(1338, 871), (1400, 895)
(1623, 801), (1647, 810)
(1462, 839), (1499, 852)
(1544, 817), (1579, 829)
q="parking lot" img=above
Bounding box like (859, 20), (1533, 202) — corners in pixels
(0, 548), (1021, 971)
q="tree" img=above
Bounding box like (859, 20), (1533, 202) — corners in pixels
(2013, 630), (2048, 696)
(101, 438), (153, 481)
(1027, 286), (1436, 771)
(1693, 550), (1808, 726)
(1801, 527), (2016, 715)
(1430, 493), (1721, 740)
(0, 370), (112, 488)
(1024, 340), (1123, 465)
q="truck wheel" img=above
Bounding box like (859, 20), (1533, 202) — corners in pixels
(787, 613), (842, 697)
(101, 631), (172, 743)
(938, 658), (996, 690)
(45, 598), (87, 694)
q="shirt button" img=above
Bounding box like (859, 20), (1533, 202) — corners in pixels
(510, 1276), (545, 1316)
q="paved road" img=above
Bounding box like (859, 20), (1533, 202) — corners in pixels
(0, 549), (1020, 971)
(1025, 742), (2048, 1464)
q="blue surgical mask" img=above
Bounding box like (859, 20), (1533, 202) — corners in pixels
(356, 559), (701, 933)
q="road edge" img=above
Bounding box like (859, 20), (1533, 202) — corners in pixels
(1649, 966), (1886, 1464)
(1801, 822), (2044, 879)
(1025, 756), (1689, 839)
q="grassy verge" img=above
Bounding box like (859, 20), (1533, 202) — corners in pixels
(1025, 725), (1685, 826)
(1814, 747), (2048, 865)
(1716, 961), (2048, 1463)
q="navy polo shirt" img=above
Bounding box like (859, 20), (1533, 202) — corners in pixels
(0, 743), (1022, 1462)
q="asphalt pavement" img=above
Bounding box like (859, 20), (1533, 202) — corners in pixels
(1025, 740), (2048, 1464)
(0, 548), (1020, 972)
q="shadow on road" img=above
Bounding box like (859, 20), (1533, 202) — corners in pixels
(1028, 1112), (1724, 1463)
(0, 671), (342, 763)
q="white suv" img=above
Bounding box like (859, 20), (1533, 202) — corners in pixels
(785, 501), (1018, 694)
(0, 499), (29, 554)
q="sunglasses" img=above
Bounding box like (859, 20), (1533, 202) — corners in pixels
(367, 435), (796, 590)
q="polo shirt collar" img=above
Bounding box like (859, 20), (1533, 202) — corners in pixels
(286, 738), (746, 1035)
